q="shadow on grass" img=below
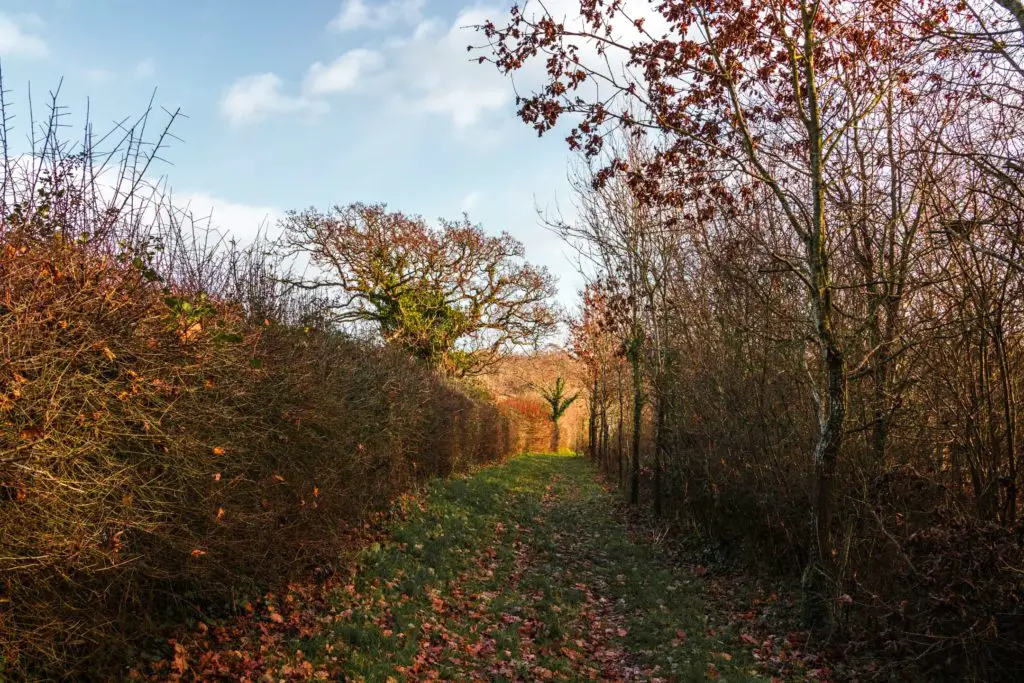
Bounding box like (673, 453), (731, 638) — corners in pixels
(150, 453), (775, 681)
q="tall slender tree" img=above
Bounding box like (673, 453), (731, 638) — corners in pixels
(479, 0), (940, 624)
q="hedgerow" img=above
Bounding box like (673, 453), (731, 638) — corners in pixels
(0, 92), (515, 679)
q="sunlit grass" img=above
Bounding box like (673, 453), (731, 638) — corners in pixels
(285, 453), (769, 681)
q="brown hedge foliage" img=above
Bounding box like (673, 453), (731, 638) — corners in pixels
(0, 226), (515, 678)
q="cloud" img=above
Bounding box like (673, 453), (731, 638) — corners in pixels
(217, 4), (526, 131)
(376, 7), (520, 129)
(219, 48), (384, 126)
(0, 13), (48, 58)
(331, 0), (425, 32)
(229, 5), (515, 130)
(221, 0), (667, 132)
(220, 73), (325, 126)
(460, 190), (482, 213)
(304, 49), (383, 95)
(172, 191), (284, 243)
(135, 59), (156, 79)
(419, 86), (508, 128)
(366, 0), (637, 130)
(82, 60), (156, 88)
(84, 68), (115, 86)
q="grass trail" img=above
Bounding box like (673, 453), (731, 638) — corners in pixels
(147, 455), (800, 681)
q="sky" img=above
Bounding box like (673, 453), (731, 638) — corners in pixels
(0, 0), (586, 306)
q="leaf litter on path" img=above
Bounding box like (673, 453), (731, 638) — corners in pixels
(135, 455), (825, 682)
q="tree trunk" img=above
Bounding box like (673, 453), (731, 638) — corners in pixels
(588, 375), (599, 461)
(550, 419), (561, 453)
(600, 368), (611, 471)
(654, 391), (665, 516)
(617, 368), (625, 489)
(801, 10), (847, 631)
(994, 318), (1018, 523)
(629, 335), (643, 506)
(868, 302), (889, 464)
(804, 338), (846, 627)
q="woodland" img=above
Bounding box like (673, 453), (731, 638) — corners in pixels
(3, 0), (1024, 680)
(476, 0), (1024, 678)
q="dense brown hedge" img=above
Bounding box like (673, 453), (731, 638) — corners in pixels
(0, 214), (514, 678)
(584, 290), (1024, 681)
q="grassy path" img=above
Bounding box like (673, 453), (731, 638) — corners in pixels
(147, 455), (804, 681)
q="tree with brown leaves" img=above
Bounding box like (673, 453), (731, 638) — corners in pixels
(476, 0), (951, 625)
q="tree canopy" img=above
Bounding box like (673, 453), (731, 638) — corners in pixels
(281, 203), (559, 375)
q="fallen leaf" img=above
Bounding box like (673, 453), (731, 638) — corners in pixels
(19, 427), (43, 441)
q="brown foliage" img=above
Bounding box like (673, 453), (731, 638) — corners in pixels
(480, 351), (586, 453)
(0, 103), (514, 678)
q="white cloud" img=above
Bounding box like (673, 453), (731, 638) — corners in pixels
(220, 0), (666, 133)
(216, 4), (537, 132)
(460, 190), (482, 213)
(304, 49), (383, 95)
(0, 13), (48, 58)
(229, 5), (516, 131)
(220, 73), (325, 126)
(172, 191), (284, 243)
(135, 59), (156, 79)
(84, 68), (115, 86)
(376, 7), (518, 129)
(331, 0), (425, 32)
(421, 86), (508, 128)
(82, 60), (157, 88)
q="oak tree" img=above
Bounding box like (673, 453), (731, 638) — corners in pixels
(281, 203), (559, 375)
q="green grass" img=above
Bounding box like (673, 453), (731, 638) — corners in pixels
(284, 453), (770, 681)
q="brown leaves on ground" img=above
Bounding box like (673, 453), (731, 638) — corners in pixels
(130, 501), (421, 682)
(134, 457), (834, 682)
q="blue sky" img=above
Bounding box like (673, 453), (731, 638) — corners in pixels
(0, 0), (584, 304)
